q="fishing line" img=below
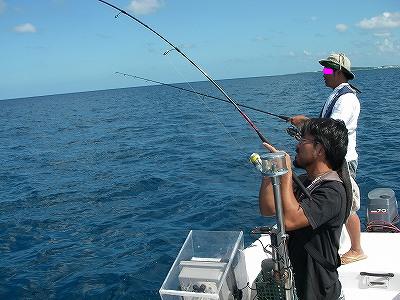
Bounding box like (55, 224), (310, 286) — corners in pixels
(162, 54), (245, 153)
(98, 0), (268, 143)
(115, 72), (289, 120)
(163, 55), (267, 159)
(98, 0), (312, 199)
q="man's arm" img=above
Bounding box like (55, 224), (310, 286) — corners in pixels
(258, 143), (311, 231)
(258, 176), (275, 215)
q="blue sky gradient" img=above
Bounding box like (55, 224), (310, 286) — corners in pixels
(1, 0), (399, 100)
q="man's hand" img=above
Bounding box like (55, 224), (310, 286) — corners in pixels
(289, 115), (309, 127)
(262, 142), (293, 175)
(262, 142), (279, 153)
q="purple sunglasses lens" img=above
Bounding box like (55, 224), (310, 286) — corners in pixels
(323, 67), (334, 75)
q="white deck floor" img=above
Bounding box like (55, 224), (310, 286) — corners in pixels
(236, 232), (400, 300)
(339, 232), (400, 300)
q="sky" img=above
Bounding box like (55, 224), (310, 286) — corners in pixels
(1, 0), (399, 100)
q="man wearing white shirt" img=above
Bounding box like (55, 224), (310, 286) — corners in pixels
(290, 53), (366, 265)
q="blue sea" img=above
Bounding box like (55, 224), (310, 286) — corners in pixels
(1, 68), (399, 299)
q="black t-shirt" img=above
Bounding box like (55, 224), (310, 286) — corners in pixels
(289, 177), (347, 300)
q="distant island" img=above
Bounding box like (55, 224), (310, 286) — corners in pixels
(352, 65), (400, 71)
(299, 65), (399, 76)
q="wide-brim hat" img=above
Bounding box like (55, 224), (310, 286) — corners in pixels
(319, 53), (355, 80)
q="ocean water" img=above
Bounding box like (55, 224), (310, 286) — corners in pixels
(0, 68), (399, 299)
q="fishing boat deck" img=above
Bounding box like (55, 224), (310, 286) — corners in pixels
(236, 232), (400, 300)
(339, 232), (400, 300)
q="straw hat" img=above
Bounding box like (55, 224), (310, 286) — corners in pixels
(319, 53), (355, 80)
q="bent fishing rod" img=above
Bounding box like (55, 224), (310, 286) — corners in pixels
(98, 0), (312, 199)
(115, 71), (289, 121)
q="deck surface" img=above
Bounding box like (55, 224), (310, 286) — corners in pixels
(238, 232), (400, 300)
(339, 232), (400, 299)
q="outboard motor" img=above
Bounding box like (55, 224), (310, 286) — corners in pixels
(366, 188), (400, 232)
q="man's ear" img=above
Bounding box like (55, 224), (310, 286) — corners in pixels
(316, 143), (325, 158)
(336, 70), (347, 81)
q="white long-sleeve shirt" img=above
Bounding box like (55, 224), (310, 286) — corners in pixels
(320, 83), (360, 162)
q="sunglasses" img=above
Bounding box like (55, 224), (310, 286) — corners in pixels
(322, 67), (334, 75)
(287, 126), (319, 145)
(297, 137), (318, 145)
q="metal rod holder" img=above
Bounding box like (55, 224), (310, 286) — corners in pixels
(253, 152), (296, 299)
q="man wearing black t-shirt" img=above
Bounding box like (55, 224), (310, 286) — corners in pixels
(259, 118), (350, 300)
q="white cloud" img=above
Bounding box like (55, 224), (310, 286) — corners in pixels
(13, 23), (36, 33)
(127, 0), (163, 15)
(303, 50), (311, 56)
(376, 37), (400, 53)
(254, 36), (268, 42)
(357, 12), (400, 29)
(0, 0), (6, 13)
(374, 32), (391, 38)
(289, 51), (295, 57)
(377, 38), (394, 52)
(336, 24), (348, 32)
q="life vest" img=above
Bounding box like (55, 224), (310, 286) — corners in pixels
(319, 85), (355, 118)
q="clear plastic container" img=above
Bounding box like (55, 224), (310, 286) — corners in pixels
(159, 230), (244, 300)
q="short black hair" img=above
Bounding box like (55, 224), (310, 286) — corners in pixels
(300, 118), (348, 170)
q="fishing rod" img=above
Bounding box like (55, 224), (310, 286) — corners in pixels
(115, 71), (289, 121)
(98, 0), (312, 199)
(98, 0), (267, 143)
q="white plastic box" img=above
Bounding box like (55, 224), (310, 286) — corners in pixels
(159, 230), (244, 300)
